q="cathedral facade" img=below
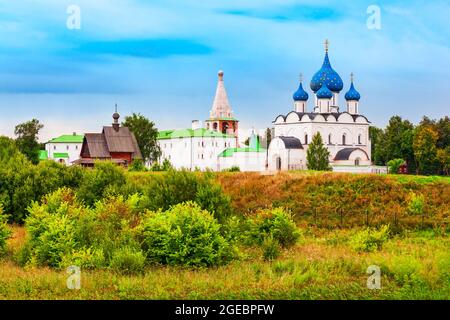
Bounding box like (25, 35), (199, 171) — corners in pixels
(268, 41), (374, 172)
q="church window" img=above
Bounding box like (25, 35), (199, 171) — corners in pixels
(342, 134), (346, 145)
(358, 134), (362, 144)
(53, 146), (56, 150)
(328, 134), (332, 144)
(66, 145), (69, 150)
(304, 134), (308, 145)
(355, 158), (360, 166)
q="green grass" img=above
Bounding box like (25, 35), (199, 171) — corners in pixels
(1, 226), (448, 300)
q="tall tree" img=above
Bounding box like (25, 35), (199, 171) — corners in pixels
(14, 119), (43, 164)
(380, 116), (415, 171)
(122, 113), (161, 163)
(369, 126), (385, 165)
(306, 132), (331, 171)
(413, 125), (439, 175)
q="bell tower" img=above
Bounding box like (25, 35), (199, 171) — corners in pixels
(205, 70), (239, 137)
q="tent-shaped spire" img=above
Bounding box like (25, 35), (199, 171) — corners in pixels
(210, 70), (233, 119)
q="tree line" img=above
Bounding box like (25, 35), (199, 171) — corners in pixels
(370, 115), (449, 175)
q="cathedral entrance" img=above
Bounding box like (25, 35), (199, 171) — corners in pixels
(276, 157), (282, 171)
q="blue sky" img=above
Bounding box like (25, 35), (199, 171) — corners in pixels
(0, 0), (449, 141)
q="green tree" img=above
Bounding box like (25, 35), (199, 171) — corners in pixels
(413, 125), (439, 175)
(378, 116), (415, 171)
(306, 133), (331, 171)
(14, 119), (43, 164)
(122, 113), (161, 163)
(435, 116), (450, 149)
(436, 147), (449, 175)
(369, 126), (385, 165)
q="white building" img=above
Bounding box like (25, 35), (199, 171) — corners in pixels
(43, 133), (84, 165)
(158, 71), (239, 171)
(268, 41), (386, 173)
(218, 131), (267, 172)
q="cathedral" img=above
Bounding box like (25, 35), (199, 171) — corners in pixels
(268, 40), (377, 173)
(157, 40), (385, 173)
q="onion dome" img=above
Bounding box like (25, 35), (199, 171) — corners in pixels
(345, 73), (361, 101)
(316, 82), (333, 99)
(293, 73), (309, 101)
(310, 40), (343, 93)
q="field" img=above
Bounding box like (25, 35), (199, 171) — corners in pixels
(1, 225), (448, 300)
(0, 170), (449, 300)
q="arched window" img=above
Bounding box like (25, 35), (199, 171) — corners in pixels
(342, 134), (346, 145)
(355, 158), (361, 166)
(358, 134), (362, 145)
(305, 134), (308, 145)
(328, 134), (332, 145)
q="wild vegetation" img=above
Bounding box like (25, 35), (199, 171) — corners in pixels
(0, 135), (448, 299)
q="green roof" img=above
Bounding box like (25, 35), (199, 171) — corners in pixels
(48, 134), (84, 143)
(53, 153), (69, 159)
(39, 150), (48, 161)
(218, 147), (266, 158)
(158, 128), (235, 140)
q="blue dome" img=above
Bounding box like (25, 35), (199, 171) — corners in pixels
(310, 52), (344, 93)
(316, 82), (333, 99)
(345, 82), (361, 101)
(293, 82), (309, 101)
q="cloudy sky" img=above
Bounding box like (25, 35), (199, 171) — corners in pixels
(0, 0), (449, 141)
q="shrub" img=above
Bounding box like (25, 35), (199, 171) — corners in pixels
(60, 247), (106, 269)
(76, 161), (127, 206)
(246, 207), (300, 248)
(223, 166), (240, 172)
(109, 247), (146, 274)
(349, 225), (390, 252)
(22, 188), (143, 269)
(0, 206), (11, 255)
(262, 235), (280, 261)
(128, 159), (147, 172)
(141, 202), (233, 267)
(144, 170), (232, 221)
(387, 159), (405, 174)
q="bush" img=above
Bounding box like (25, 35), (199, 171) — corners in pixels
(223, 166), (240, 172)
(128, 159), (147, 172)
(0, 206), (11, 255)
(387, 159), (405, 174)
(262, 235), (280, 261)
(109, 247), (146, 274)
(141, 202), (233, 267)
(22, 188), (144, 269)
(144, 170), (232, 221)
(76, 161), (127, 206)
(349, 225), (390, 252)
(60, 247), (106, 269)
(246, 208), (300, 248)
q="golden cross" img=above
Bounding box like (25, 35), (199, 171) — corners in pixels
(350, 72), (354, 82)
(299, 73), (303, 83)
(324, 39), (329, 52)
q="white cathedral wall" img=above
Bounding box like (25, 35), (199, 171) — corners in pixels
(159, 136), (237, 171)
(218, 152), (267, 172)
(273, 119), (371, 163)
(268, 137), (305, 171)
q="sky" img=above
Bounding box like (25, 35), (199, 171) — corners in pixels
(0, 0), (449, 141)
